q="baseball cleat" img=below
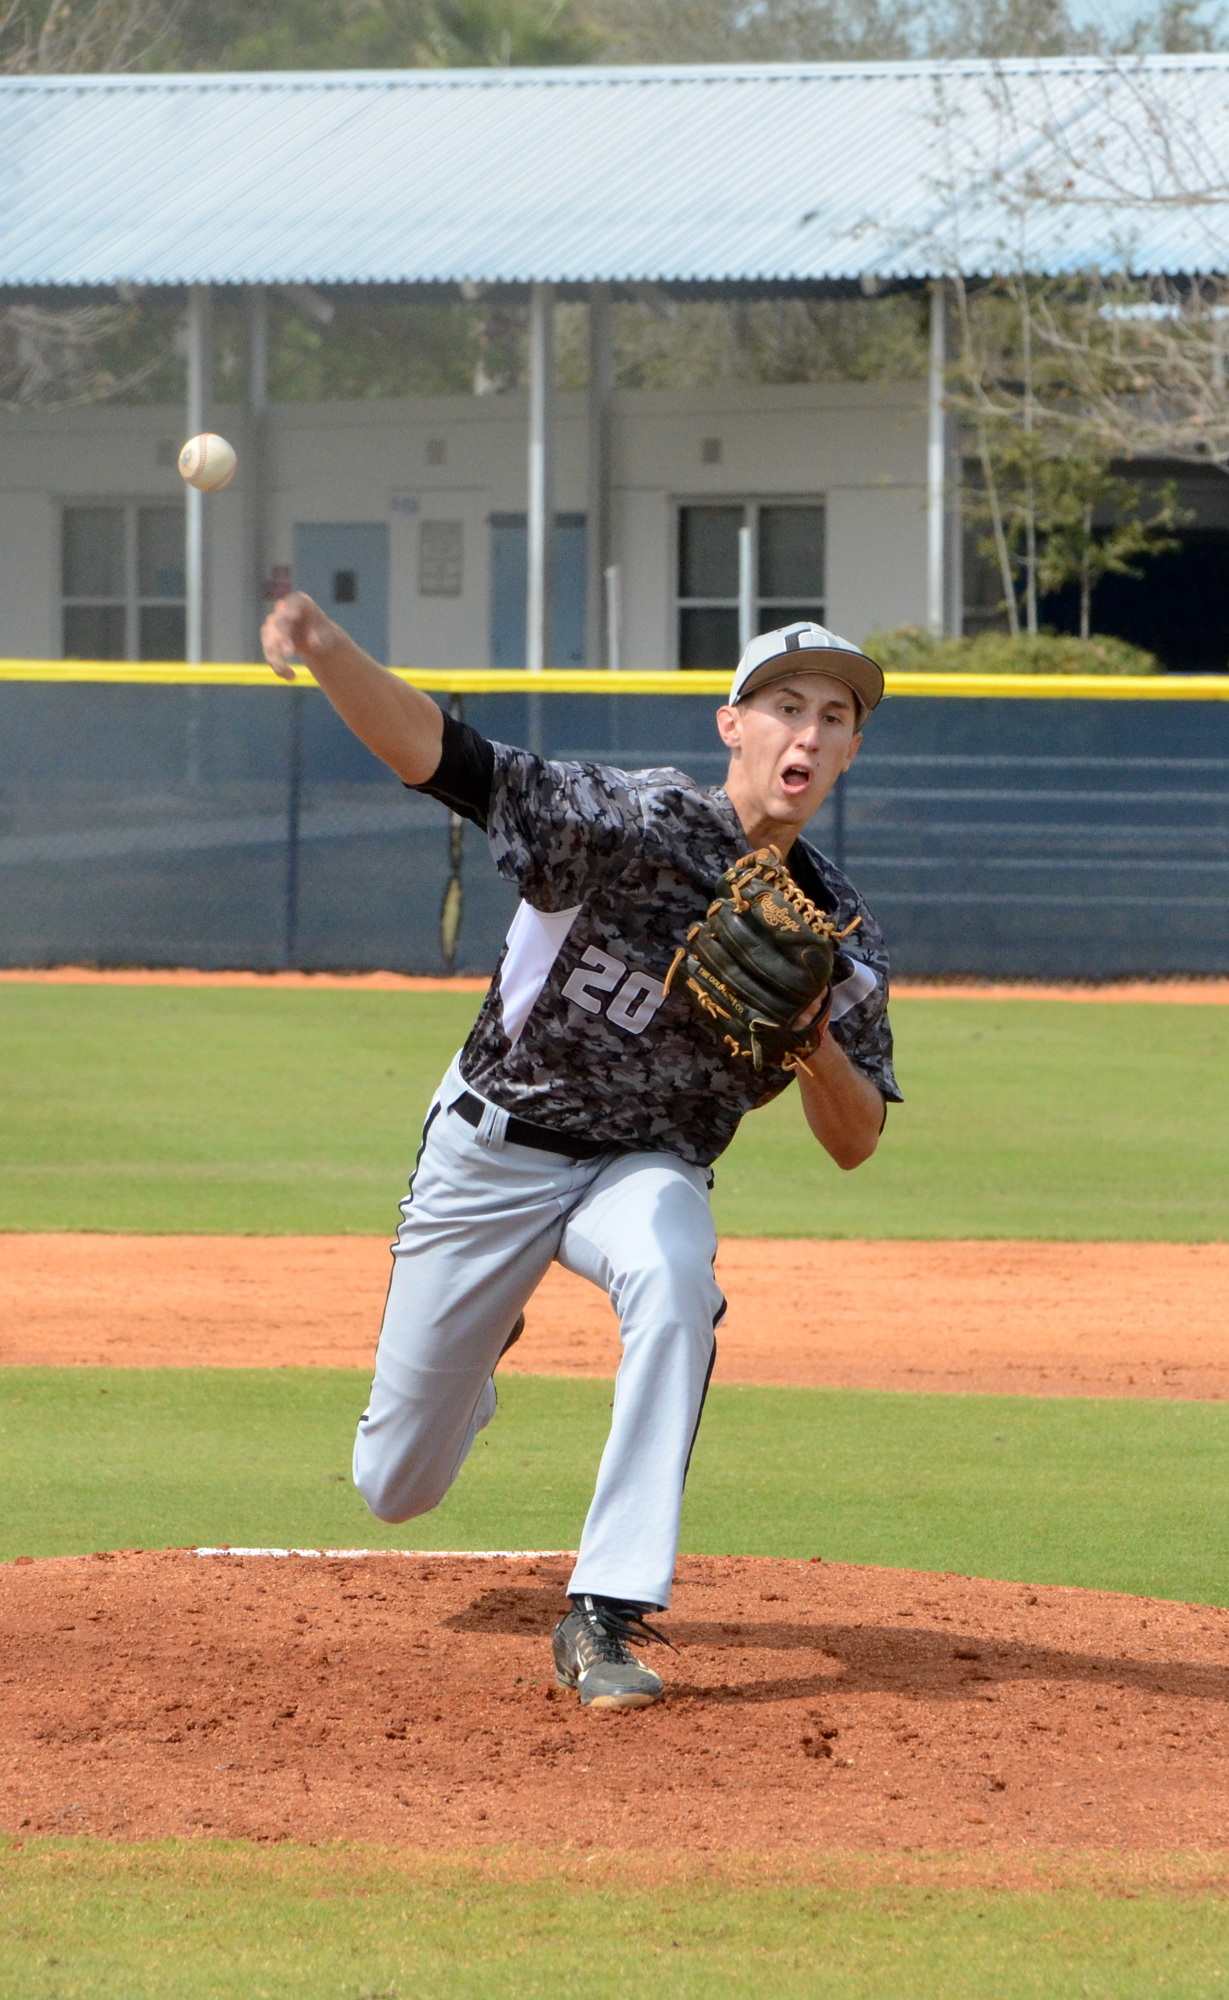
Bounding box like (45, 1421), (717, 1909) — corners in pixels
(552, 1595), (671, 1709)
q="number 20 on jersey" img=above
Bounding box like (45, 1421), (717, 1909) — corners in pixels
(561, 946), (667, 1036)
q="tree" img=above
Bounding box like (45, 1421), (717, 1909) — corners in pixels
(0, 1), (185, 406)
(951, 273), (1186, 636)
(151, 0), (597, 71)
(889, 52), (1229, 637)
(0, 0), (177, 71)
(0, 299), (164, 407)
(1117, 0), (1226, 52)
(585, 0), (915, 64)
(430, 0), (598, 64)
(584, 0), (1227, 66)
(924, 0), (1096, 58)
(1033, 452), (1183, 639)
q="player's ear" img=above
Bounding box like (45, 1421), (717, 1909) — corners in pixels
(715, 703), (741, 751)
(843, 730), (864, 773)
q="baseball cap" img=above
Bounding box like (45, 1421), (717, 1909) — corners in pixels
(728, 621), (884, 717)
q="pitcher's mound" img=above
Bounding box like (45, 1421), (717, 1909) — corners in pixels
(2, 1550), (1227, 1850)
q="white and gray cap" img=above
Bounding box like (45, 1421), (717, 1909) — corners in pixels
(728, 620), (884, 718)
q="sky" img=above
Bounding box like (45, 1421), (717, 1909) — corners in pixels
(1067, 0), (1224, 41)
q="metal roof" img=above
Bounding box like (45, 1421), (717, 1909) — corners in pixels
(4, 56), (1229, 289)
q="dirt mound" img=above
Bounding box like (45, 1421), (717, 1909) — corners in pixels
(5, 1235), (1229, 1399)
(2, 1551), (1227, 1850)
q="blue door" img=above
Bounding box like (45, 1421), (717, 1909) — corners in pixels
(294, 523), (389, 662)
(490, 512), (587, 666)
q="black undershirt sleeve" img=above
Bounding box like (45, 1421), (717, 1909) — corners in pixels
(786, 839), (839, 914)
(791, 837), (889, 1118)
(408, 708), (496, 830)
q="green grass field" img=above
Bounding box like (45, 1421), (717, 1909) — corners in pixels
(2, 986), (1227, 1236)
(3, 1843), (1228, 2000)
(4, 1369), (1229, 1604)
(5, 984), (1228, 1994)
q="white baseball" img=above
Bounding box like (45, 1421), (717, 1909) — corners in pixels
(178, 433), (237, 492)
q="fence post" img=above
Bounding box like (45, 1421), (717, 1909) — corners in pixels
(283, 686), (304, 969)
(439, 693), (465, 972)
(831, 768), (847, 875)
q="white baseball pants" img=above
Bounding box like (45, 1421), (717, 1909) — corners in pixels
(352, 1059), (723, 1609)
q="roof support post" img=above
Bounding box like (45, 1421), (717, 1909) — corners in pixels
(526, 280), (555, 676)
(246, 285), (269, 662)
(738, 522), (754, 654)
(185, 282), (212, 665)
(945, 393), (963, 640)
(926, 277), (947, 638)
(586, 283), (612, 668)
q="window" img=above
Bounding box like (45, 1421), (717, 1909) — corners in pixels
(677, 502), (825, 669)
(61, 503), (185, 660)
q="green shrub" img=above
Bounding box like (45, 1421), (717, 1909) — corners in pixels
(862, 625), (1161, 675)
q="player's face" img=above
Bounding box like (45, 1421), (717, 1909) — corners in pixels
(716, 674), (863, 834)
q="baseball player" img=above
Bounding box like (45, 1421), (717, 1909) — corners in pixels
(262, 597), (900, 1710)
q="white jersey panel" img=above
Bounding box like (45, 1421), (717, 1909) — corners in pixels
(828, 956), (877, 1024)
(499, 899), (582, 1047)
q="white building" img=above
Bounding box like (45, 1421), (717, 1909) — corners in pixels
(0, 379), (928, 667)
(5, 56), (1229, 672)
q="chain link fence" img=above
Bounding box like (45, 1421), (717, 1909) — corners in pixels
(1, 680), (1227, 978)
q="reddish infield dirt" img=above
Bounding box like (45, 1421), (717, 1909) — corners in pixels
(2, 1550), (1228, 1850)
(4, 1233), (1229, 1399)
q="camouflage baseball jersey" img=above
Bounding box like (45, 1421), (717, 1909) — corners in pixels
(415, 716), (901, 1168)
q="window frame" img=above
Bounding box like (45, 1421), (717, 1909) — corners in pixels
(673, 495), (827, 670)
(60, 499), (186, 661)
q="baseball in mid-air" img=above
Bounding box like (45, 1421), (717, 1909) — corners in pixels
(178, 433), (237, 492)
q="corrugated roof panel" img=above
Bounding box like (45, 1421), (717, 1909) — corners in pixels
(3, 59), (1229, 287)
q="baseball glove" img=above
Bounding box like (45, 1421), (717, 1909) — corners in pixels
(665, 846), (860, 1073)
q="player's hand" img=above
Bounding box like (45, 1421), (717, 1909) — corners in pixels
(261, 591), (336, 681)
(793, 987), (831, 1031)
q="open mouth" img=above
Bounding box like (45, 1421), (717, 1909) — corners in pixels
(780, 763), (813, 796)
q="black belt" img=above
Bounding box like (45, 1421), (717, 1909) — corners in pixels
(450, 1090), (611, 1161)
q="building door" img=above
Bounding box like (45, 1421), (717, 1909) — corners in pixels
(294, 523), (389, 662)
(490, 512), (587, 666)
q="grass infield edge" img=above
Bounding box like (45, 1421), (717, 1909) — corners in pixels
(3, 1837), (1229, 1896)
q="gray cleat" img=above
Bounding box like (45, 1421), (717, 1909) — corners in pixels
(551, 1595), (671, 1710)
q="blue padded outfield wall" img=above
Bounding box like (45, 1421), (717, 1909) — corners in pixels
(0, 682), (1226, 980)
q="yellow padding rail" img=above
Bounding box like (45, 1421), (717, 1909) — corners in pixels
(3, 661), (1229, 699)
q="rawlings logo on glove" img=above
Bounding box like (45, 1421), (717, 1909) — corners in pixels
(665, 847), (860, 1073)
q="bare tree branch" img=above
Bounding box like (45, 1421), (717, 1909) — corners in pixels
(0, 302), (163, 409)
(0, 0), (180, 75)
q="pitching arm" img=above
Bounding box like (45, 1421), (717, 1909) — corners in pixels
(261, 590), (443, 786)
